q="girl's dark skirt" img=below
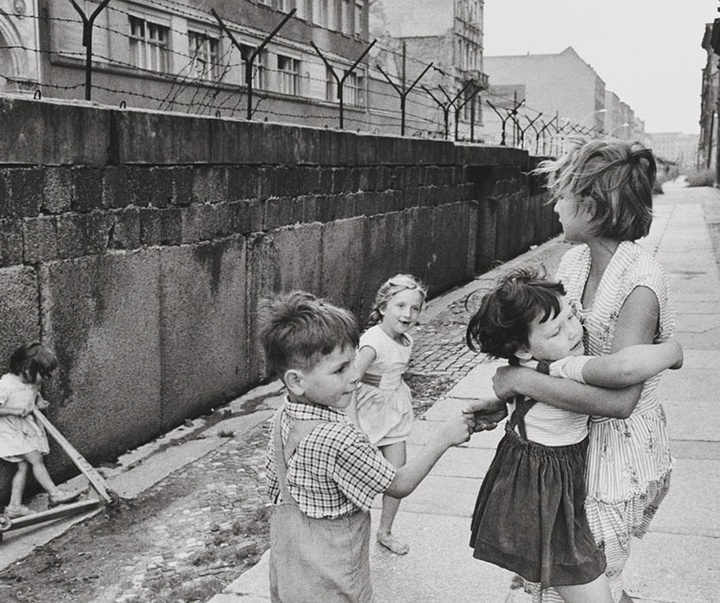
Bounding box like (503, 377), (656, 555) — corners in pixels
(469, 428), (606, 588)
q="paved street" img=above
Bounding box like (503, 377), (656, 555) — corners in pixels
(0, 183), (718, 603)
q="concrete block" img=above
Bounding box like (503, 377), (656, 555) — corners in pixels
(110, 208), (141, 250)
(23, 216), (58, 263)
(101, 166), (131, 210)
(159, 237), (248, 429)
(42, 167), (73, 213)
(4, 168), (43, 217)
(320, 217), (367, 316)
(71, 167), (103, 212)
(41, 251), (163, 467)
(0, 219), (23, 267)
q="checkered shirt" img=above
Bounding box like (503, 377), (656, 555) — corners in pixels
(265, 398), (396, 519)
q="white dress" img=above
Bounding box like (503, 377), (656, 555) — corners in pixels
(0, 373), (50, 462)
(350, 325), (414, 447)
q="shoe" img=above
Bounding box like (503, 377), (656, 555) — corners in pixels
(48, 489), (82, 507)
(5, 504), (33, 518)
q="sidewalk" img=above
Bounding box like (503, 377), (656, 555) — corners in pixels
(211, 183), (720, 603)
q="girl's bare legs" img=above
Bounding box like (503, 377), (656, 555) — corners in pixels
(556, 574), (614, 603)
(8, 461), (29, 508)
(22, 450), (69, 500)
(377, 441), (408, 555)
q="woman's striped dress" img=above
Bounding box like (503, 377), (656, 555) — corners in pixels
(534, 240), (676, 603)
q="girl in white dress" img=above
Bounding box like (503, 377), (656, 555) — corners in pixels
(0, 342), (80, 517)
(348, 274), (427, 555)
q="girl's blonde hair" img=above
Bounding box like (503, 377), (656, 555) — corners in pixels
(367, 274), (428, 327)
(535, 136), (656, 241)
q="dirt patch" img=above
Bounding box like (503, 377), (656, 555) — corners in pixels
(0, 424), (272, 603)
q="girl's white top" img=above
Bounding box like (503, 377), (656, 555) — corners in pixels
(0, 373), (50, 460)
(510, 382), (589, 447)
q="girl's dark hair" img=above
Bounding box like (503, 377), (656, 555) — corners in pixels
(9, 342), (58, 382)
(466, 268), (565, 360)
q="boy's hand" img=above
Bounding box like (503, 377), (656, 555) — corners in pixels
(434, 409), (475, 448)
(462, 396), (505, 415)
(35, 397), (50, 410)
(469, 408), (508, 432)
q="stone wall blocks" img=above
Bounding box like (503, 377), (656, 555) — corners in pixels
(192, 166), (229, 205)
(23, 216), (57, 264)
(228, 166), (260, 201)
(0, 219), (23, 267)
(43, 168), (73, 214)
(101, 167), (130, 210)
(4, 168), (43, 218)
(264, 197), (294, 231)
(72, 167), (104, 213)
(171, 167), (194, 207)
(56, 212), (114, 259)
(110, 208), (141, 250)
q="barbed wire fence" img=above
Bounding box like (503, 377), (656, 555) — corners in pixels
(0, 2), (599, 151)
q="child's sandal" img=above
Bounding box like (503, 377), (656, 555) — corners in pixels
(5, 504), (33, 518)
(48, 489), (82, 507)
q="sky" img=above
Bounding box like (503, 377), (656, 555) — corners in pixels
(483, 0), (719, 134)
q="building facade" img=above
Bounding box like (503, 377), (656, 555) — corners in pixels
(368, 0), (489, 139)
(482, 46), (645, 151)
(0, 0), (394, 130)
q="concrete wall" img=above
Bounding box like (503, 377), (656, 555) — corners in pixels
(0, 96), (557, 492)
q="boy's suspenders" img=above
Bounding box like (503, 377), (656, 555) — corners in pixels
(273, 407), (325, 504)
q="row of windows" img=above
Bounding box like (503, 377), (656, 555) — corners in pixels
(259, 0), (364, 37)
(128, 15), (365, 106)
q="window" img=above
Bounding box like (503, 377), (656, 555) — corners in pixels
(188, 31), (220, 81)
(277, 54), (300, 95)
(129, 16), (170, 72)
(312, 0), (335, 28)
(326, 68), (364, 107)
(258, 0), (271, 5)
(354, 1), (363, 36)
(326, 67), (337, 101)
(341, 0), (352, 35)
(345, 71), (365, 107)
(295, 0), (307, 19)
(241, 45), (267, 89)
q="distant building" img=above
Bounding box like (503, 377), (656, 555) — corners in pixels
(646, 132), (699, 171)
(482, 47), (644, 151)
(369, 0), (488, 139)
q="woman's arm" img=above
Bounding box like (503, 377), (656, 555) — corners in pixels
(551, 338), (683, 388)
(493, 286), (660, 419)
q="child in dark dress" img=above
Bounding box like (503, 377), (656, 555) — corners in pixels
(464, 269), (682, 603)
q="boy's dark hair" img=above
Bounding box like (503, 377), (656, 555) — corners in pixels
(466, 268), (565, 360)
(258, 291), (360, 378)
(10, 342), (58, 382)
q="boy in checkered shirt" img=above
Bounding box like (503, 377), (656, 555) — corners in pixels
(261, 291), (474, 603)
